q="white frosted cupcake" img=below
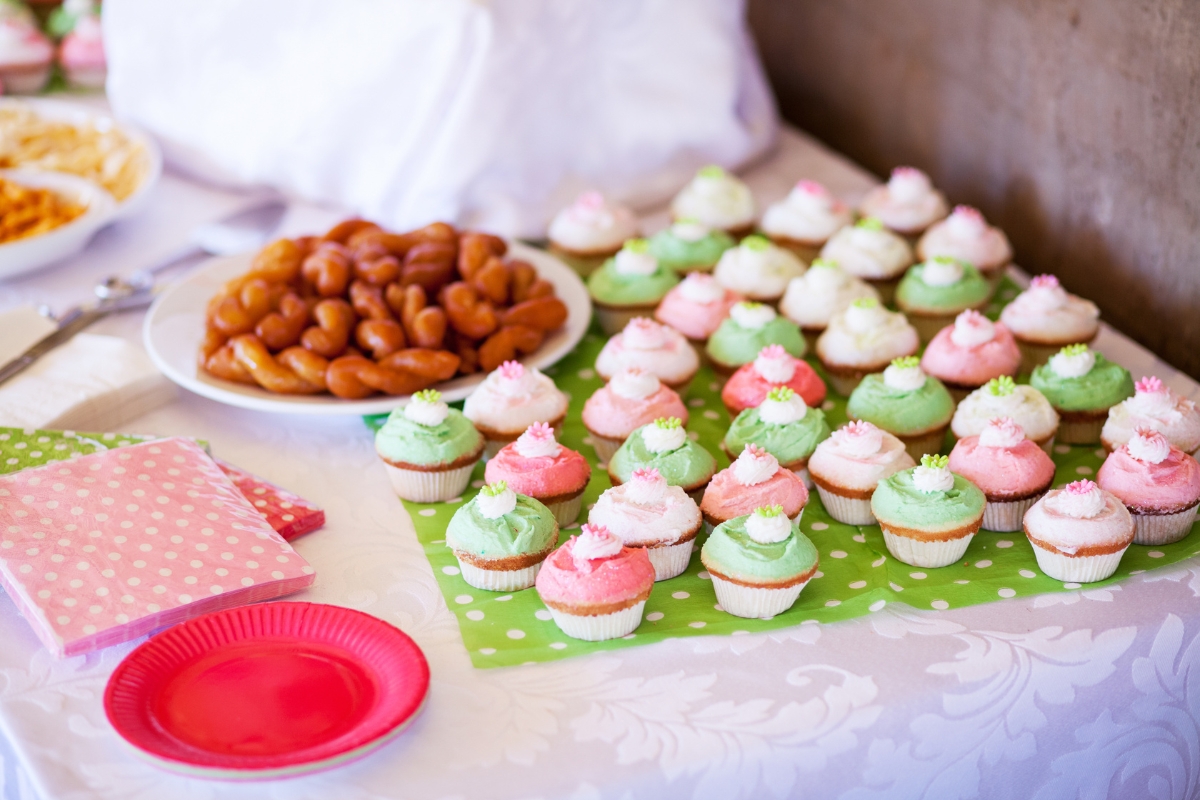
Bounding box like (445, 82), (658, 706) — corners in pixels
(547, 190), (640, 275)
(779, 258), (880, 348)
(712, 234), (806, 302)
(463, 361), (570, 458)
(1023, 480), (1134, 583)
(858, 166), (949, 238)
(590, 466), (703, 581)
(818, 218), (915, 304)
(999, 274), (1100, 372)
(952, 376), (1060, 454)
(760, 179), (853, 261)
(917, 205), (1013, 289)
(815, 297), (920, 396)
(808, 421), (915, 525)
(594, 317), (700, 392)
(1102, 376), (1200, 456)
(671, 165), (756, 237)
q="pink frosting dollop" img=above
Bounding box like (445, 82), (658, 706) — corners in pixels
(484, 436), (591, 498)
(948, 434), (1056, 499)
(721, 350), (826, 414)
(59, 16), (105, 70)
(1097, 441), (1200, 512)
(700, 462), (808, 522)
(654, 277), (741, 340)
(535, 527), (656, 608)
(920, 317), (1021, 387)
(581, 381), (688, 440)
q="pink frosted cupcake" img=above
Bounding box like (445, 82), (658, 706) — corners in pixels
(1023, 480), (1134, 583)
(0, 12), (53, 94)
(700, 444), (808, 530)
(589, 467), (702, 581)
(721, 344), (826, 418)
(858, 167), (949, 238)
(948, 417), (1056, 532)
(1102, 376), (1200, 456)
(920, 310), (1021, 401)
(594, 317), (699, 392)
(581, 368), (688, 463)
(916, 205), (1013, 289)
(57, 8), (106, 89)
(808, 421), (915, 525)
(654, 272), (740, 352)
(1097, 429), (1200, 546)
(484, 423), (592, 526)
(463, 361), (570, 458)
(535, 523), (656, 641)
(1000, 274), (1100, 372)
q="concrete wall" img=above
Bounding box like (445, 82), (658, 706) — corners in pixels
(748, 0), (1200, 378)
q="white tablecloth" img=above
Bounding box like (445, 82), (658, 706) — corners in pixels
(3, 127), (1200, 800)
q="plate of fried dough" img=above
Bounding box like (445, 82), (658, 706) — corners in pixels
(143, 218), (592, 415)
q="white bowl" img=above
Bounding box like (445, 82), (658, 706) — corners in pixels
(0, 169), (117, 281)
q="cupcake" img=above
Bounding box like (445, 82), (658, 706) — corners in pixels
(581, 368), (688, 463)
(779, 258), (880, 350)
(947, 417), (1056, 532)
(999, 274), (1101, 372)
(484, 423), (592, 526)
(594, 317), (699, 391)
(547, 190), (640, 276)
(535, 523), (656, 641)
(700, 506), (820, 619)
(815, 297), (920, 396)
(919, 310), (1021, 401)
(846, 357), (955, 462)
(0, 6), (52, 94)
(1097, 429), (1200, 546)
(895, 257), (992, 343)
(375, 389), (485, 502)
(52, 0), (106, 89)
(1102, 376), (1200, 456)
(654, 272), (741, 352)
(858, 166), (949, 238)
(1030, 345), (1134, 445)
(700, 444), (809, 529)
(446, 481), (559, 591)
(952, 376), (1060, 454)
(808, 421), (915, 525)
(587, 239), (680, 335)
(1023, 480), (1134, 583)
(760, 179), (853, 262)
(705, 301), (806, 376)
(589, 467), (702, 581)
(463, 360), (570, 459)
(647, 218), (735, 273)
(916, 205), (1013, 289)
(670, 165), (756, 237)
(818, 219), (914, 305)
(871, 455), (986, 568)
(608, 417), (718, 502)
(721, 343), (826, 418)
(724, 386), (831, 486)
(712, 235), (806, 302)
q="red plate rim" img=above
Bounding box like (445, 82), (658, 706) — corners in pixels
(104, 601), (429, 776)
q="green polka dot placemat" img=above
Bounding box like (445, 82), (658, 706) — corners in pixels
(364, 276), (1200, 669)
(0, 429), (158, 472)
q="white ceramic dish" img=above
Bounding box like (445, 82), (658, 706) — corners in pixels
(143, 241), (592, 415)
(0, 169), (117, 281)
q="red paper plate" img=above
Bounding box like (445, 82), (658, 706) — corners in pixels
(104, 602), (429, 780)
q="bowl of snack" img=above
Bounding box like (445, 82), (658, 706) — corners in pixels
(144, 218), (592, 415)
(0, 168), (117, 280)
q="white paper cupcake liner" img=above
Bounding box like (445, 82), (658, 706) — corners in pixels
(1132, 504), (1199, 546)
(548, 600), (646, 641)
(645, 540), (695, 581)
(542, 494), (584, 527)
(456, 558), (543, 592)
(1056, 418), (1105, 446)
(589, 434), (624, 465)
(1029, 543), (1128, 583)
(383, 462), (476, 503)
(816, 486), (876, 526)
(711, 575), (808, 619)
(983, 494), (1045, 532)
(880, 527), (975, 568)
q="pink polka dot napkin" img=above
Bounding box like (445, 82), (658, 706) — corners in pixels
(0, 437), (316, 657)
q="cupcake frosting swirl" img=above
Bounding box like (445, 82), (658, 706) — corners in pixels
(446, 490), (558, 558)
(858, 167), (949, 233)
(548, 190), (639, 253)
(595, 319), (699, 385)
(701, 514), (819, 584)
(816, 299), (920, 368)
(464, 361), (568, 434)
(999, 274), (1100, 343)
(1102, 376), (1200, 453)
(917, 205), (1013, 271)
(590, 470), (702, 547)
(1024, 482), (1133, 554)
(1031, 349), (1134, 412)
(818, 220), (914, 280)
(808, 421), (914, 492)
(671, 166), (756, 230)
(779, 260), (879, 329)
(713, 236), (806, 300)
(761, 180), (853, 243)
(1097, 432), (1200, 511)
(952, 379), (1060, 442)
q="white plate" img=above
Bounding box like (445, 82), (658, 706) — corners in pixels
(0, 169), (117, 281)
(143, 241), (592, 415)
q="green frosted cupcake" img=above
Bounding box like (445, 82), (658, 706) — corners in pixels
(608, 417), (718, 500)
(446, 481), (560, 591)
(701, 505), (820, 619)
(588, 238), (680, 335)
(846, 356), (956, 461)
(647, 219), (735, 273)
(706, 301), (806, 374)
(375, 389), (485, 502)
(1030, 345), (1134, 445)
(724, 386), (830, 485)
(871, 455), (986, 568)
(895, 257), (991, 343)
